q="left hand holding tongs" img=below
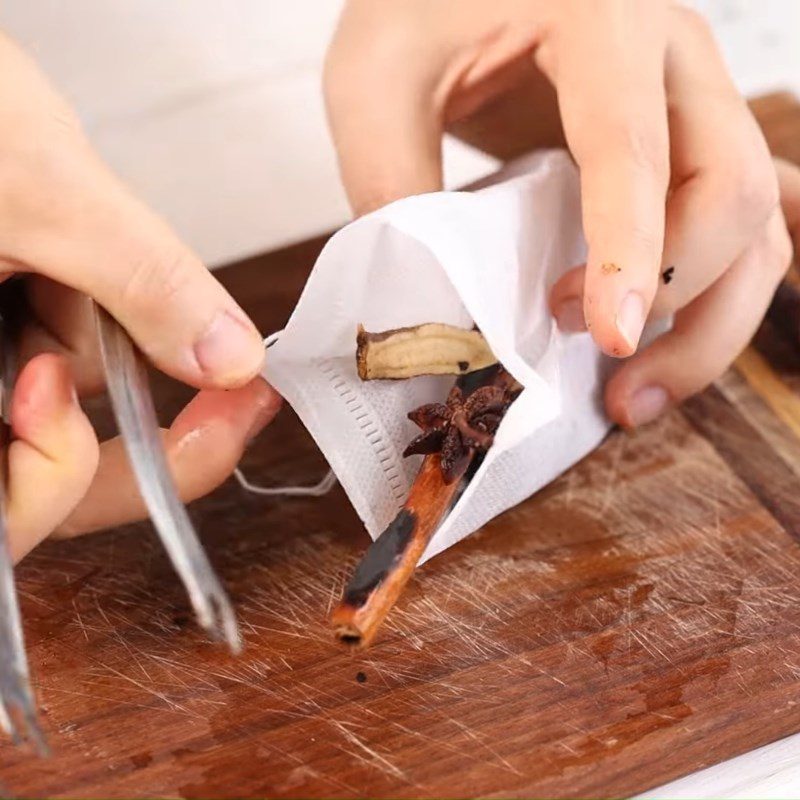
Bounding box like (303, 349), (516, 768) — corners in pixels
(0, 277), (280, 752)
(0, 33), (279, 752)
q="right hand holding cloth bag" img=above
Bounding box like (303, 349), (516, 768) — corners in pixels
(263, 150), (667, 563)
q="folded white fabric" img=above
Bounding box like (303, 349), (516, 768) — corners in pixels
(263, 150), (634, 563)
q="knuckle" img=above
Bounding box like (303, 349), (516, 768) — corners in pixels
(0, 152), (30, 211)
(732, 167), (779, 226)
(621, 124), (670, 185)
(587, 117), (670, 189)
(626, 217), (663, 258)
(117, 248), (198, 313)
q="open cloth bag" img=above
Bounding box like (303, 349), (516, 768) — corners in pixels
(262, 150), (658, 563)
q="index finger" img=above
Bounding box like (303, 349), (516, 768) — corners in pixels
(540, 2), (670, 357)
(323, 3), (444, 216)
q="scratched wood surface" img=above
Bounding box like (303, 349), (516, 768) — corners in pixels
(2, 94), (800, 799)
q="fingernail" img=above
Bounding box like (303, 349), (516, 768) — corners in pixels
(554, 298), (587, 333)
(246, 382), (282, 442)
(627, 385), (669, 427)
(194, 310), (265, 384)
(615, 291), (646, 353)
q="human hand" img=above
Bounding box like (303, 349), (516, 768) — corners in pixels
(0, 32), (280, 561)
(602, 161), (796, 427)
(0, 31), (265, 387)
(324, 1), (788, 424)
(6, 282), (282, 564)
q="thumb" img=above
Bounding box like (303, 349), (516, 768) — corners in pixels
(3, 146), (265, 390)
(0, 31), (265, 390)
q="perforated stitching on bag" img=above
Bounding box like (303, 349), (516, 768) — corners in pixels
(319, 360), (406, 503)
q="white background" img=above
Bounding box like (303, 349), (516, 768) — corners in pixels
(1, 2), (799, 796)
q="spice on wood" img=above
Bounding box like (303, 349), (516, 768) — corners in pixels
(332, 352), (521, 647)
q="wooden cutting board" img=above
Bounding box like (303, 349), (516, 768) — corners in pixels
(2, 94), (800, 799)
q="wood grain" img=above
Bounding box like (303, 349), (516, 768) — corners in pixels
(1, 95), (800, 799)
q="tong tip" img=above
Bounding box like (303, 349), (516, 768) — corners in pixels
(194, 587), (242, 655)
(1, 698), (50, 757)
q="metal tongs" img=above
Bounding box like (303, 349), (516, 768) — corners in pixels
(95, 307), (240, 654)
(0, 298), (48, 754)
(0, 292), (240, 752)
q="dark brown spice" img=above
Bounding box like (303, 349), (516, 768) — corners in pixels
(662, 266), (675, 285)
(403, 370), (520, 483)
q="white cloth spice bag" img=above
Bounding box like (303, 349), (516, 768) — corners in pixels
(263, 149), (640, 563)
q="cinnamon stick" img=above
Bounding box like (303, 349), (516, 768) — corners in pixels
(331, 452), (468, 647)
(332, 365), (520, 647)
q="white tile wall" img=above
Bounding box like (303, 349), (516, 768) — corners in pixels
(1, 3), (799, 796)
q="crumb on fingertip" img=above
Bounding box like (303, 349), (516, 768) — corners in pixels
(601, 262), (622, 275)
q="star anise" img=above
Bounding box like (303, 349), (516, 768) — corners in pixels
(403, 383), (513, 483)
